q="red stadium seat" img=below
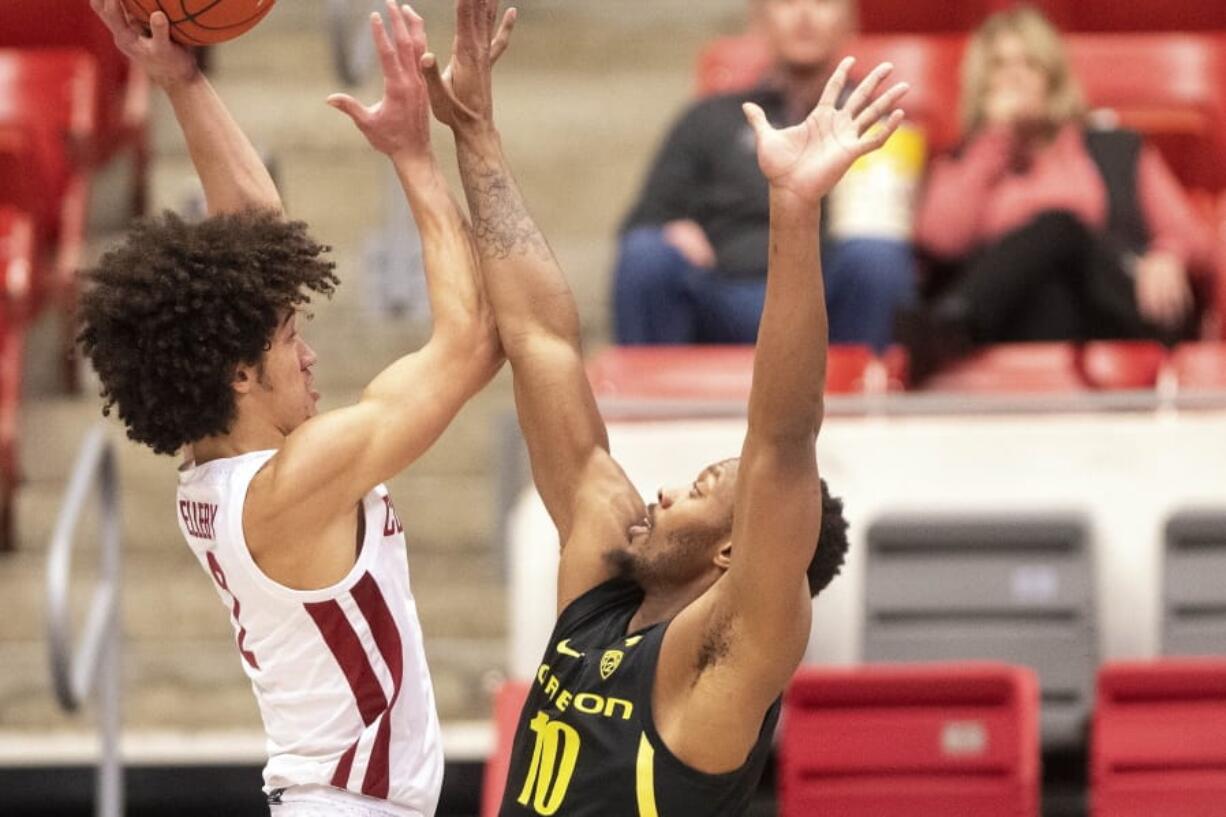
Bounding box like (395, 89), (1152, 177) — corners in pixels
(909, 342), (1166, 393)
(1067, 34), (1226, 193)
(1171, 343), (1226, 390)
(0, 48), (96, 388)
(1081, 342), (1168, 391)
(0, 208), (34, 552)
(0, 49), (96, 294)
(587, 345), (876, 407)
(480, 681), (531, 817)
(779, 663), (1040, 817)
(0, 0), (150, 214)
(1092, 659), (1226, 817)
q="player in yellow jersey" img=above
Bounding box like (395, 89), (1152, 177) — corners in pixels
(418, 1), (906, 813)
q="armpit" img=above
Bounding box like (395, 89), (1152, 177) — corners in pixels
(693, 607), (734, 681)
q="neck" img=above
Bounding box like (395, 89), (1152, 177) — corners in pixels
(770, 61), (833, 122)
(627, 572), (717, 633)
(191, 413), (285, 465)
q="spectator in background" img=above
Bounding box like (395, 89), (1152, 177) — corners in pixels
(613, 0), (918, 350)
(905, 6), (1213, 380)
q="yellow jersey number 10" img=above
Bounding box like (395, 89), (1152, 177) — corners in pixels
(516, 711), (582, 815)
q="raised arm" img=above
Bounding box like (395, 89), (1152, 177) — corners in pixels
(422, 0), (640, 601)
(730, 57), (905, 645)
(242, 3), (501, 585)
(654, 59), (908, 772)
(92, 0), (281, 215)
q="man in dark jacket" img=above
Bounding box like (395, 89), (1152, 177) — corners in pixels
(614, 0), (917, 349)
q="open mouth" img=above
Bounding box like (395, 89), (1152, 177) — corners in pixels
(627, 504), (657, 539)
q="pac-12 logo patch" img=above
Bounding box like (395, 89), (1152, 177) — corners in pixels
(600, 649), (624, 680)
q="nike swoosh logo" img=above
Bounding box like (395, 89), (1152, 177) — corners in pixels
(556, 639), (585, 658)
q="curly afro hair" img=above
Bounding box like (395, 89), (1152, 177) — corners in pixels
(808, 479), (850, 597)
(78, 209), (339, 456)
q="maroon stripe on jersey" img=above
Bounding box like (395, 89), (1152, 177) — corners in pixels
(351, 573), (405, 801)
(330, 740), (359, 789)
(304, 599), (388, 726)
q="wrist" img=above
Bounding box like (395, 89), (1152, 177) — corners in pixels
(156, 64), (204, 95)
(455, 124), (502, 156)
(769, 186), (822, 224)
(391, 149), (440, 177)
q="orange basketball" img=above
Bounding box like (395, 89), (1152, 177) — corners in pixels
(121, 0), (278, 46)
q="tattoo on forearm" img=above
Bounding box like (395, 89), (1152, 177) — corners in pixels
(459, 149), (553, 262)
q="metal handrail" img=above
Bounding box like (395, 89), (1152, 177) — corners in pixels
(46, 423), (123, 817)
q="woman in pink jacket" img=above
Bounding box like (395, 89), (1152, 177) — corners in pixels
(904, 6), (1212, 380)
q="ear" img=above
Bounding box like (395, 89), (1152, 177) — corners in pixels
(232, 363), (256, 395)
(714, 540), (733, 572)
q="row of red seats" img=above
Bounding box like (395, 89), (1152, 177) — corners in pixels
(781, 659), (1226, 817)
(857, 0), (1226, 34)
(0, 1), (151, 550)
(697, 33), (1226, 338)
(481, 658), (1226, 817)
(587, 342), (1226, 405)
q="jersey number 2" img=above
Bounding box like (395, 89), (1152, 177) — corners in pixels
(517, 711), (580, 815)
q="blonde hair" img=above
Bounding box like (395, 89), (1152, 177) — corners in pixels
(960, 5), (1086, 135)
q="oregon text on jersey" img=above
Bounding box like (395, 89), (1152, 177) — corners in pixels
(499, 580), (778, 817)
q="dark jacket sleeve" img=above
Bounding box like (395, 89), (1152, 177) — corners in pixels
(620, 102), (710, 233)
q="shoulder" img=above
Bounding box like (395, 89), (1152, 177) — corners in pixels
(554, 578), (644, 640)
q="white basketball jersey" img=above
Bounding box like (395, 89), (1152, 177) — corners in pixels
(176, 450), (443, 817)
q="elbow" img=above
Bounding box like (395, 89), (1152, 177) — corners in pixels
(440, 318), (506, 388)
(500, 316), (582, 362)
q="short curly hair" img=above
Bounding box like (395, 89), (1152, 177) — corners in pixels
(809, 479), (850, 597)
(78, 210), (339, 456)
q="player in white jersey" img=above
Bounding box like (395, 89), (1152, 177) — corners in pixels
(80, 3), (506, 815)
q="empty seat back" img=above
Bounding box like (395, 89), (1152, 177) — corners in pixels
(1171, 343), (1226, 391)
(1067, 34), (1226, 192)
(588, 345), (877, 409)
(779, 662), (1040, 817)
(0, 0), (136, 154)
(1092, 659), (1226, 817)
(864, 514), (1095, 748)
(481, 681), (531, 817)
(916, 342), (1166, 393)
(0, 49), (96, 235)
(1163, 511), (1226, 656)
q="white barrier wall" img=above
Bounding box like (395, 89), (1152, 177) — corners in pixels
(508, 410), (1226, 681)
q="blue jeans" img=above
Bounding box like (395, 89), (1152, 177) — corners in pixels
(613, 227), (917, 350)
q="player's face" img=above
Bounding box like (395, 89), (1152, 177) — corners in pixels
(253, 310), (320, 433)
(985, 32), (1050, 122)
(618, 459), (740, 589)
(760, 0), (853, 73)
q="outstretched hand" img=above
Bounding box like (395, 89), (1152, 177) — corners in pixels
(419, 0), (517, 131)
(744, 57), (909, 205)
(90, 0), (198, 89)
(327, 1), (434, 162)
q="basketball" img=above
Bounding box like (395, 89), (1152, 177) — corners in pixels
(120, 0), (278, 46)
